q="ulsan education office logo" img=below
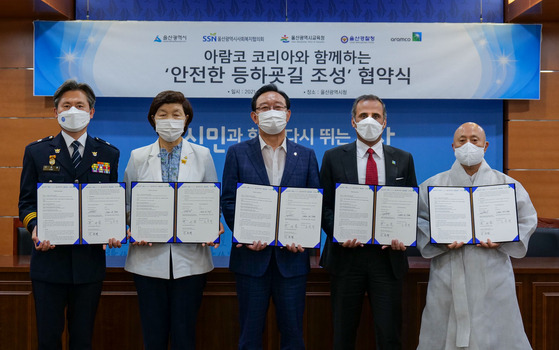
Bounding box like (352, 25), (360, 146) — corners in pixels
(285, 35), (324, 44)
(391, 32), (422, 42)
(203, 33), (217, 42)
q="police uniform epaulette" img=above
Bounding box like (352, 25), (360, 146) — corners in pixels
(28, 135), (54, 147)
(93, 136), (118, 150)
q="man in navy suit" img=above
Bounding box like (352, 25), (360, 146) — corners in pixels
(221, 84), (320, 350)
(18, 80), (121, 350)
(320, 94), (417, 350)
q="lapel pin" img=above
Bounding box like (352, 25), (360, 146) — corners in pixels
(294, 152), (298, 156)
(392, 160), (396, 165)
(92, 152), (98, 156)
(181, 156), (188, 164)
(54, 149), (60, 154)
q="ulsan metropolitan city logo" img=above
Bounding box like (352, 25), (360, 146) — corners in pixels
(154, 34), (187, 43)
(341, 36), (349, 43)
(281, 35), (289, 43)
(203, 33), (217, 42)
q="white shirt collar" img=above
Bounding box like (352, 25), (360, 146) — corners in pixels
(356, 138), (384, 159)
(258, 134), (287, 152)
(61, 130), (88, 149)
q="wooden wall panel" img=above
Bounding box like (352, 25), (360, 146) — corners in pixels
(507, 72), (559, 120)
(0, 1), (73, 20)
(304, 294), (333, 350)
(0, 69), (53, 118)
(0, 168), (22, 218)
(507, 120), (559, 169)
(0, 21), (33, 68)
(531, 283), (559, 350)
(0, 118), (60, 166)
(0, 217), (15, 256)
(507, 170), (559, 218)
(0, 291), (36, 350)
(541, 23), (559, 71)
(197, 295), (241, 349)
(2, 258), (558, 350)
(92, 292), (143, 349)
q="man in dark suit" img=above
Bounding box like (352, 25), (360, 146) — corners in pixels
(18, 80), (121, 350)
(320, 94), (417, 350)
(221, 84), (320, 350)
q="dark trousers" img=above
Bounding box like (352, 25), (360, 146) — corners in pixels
(32, 279), (103, 350)
(133, 273), (206, 350)
(235, 258), (307, 350)
(330, 246), (403, 350)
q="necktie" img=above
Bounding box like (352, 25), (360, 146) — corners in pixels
(71, 141), (82, 168)
(365, 148), (378, 185)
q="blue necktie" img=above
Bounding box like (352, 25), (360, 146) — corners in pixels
(71, 141), (82, 168)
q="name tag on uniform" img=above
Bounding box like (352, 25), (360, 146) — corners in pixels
(43, 165), (61, 172)
(91, 162), (111, 174)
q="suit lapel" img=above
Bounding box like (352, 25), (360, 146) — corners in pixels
(246, 137), (270, 185)
(342, 142), (359, 184)
(177, 140), (193, 182)
(383, 144), (397, 185)
(280, 140), (298, 187)
(147, 141), (163, 181)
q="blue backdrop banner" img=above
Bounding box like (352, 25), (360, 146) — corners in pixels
(34, 21), (541, 99)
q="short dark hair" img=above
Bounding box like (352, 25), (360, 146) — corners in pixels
(147, 90), (193, 136)
(53, 80), (96, 109)
(251, 84), (290, 111)
(351, 94), (387, 120)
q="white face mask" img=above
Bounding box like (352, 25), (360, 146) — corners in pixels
(57, 107), (91, 132)
(354, 117), (384, 142)
(155, 119), (185, 142)
(454, 142), (485, 166)
(257, 110), (287, 135)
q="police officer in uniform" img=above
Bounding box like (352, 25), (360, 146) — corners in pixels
(18, 80), (121, 350)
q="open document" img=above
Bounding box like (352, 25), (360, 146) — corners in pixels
(233, 183), (322, 248)
(130, 182), (221, 243)
(333, 183), (419, 246)
(37, 182), (126, 245)
(428, 184), (519, 244)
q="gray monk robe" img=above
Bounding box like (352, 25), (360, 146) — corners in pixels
(416, 160), (537, 350)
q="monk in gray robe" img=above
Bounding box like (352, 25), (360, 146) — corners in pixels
(417, 122), (537, 350)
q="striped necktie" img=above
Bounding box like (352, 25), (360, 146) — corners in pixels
(71, 141), (82, 168)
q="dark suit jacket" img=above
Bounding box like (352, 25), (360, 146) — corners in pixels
(18, 132), (120, 284)
(320, 141), (417, 278)
(221, 137), (320, 278)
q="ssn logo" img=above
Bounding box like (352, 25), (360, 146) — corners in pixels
(203, 33), (217, 42)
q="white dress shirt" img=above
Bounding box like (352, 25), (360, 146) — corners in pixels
(356, 138), (386, 185)
(259, 135), (287, 186)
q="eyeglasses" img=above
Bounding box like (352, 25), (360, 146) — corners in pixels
(255, 105), (288, 112)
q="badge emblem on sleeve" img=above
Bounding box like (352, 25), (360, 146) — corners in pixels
(91, 162), (111, 174)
